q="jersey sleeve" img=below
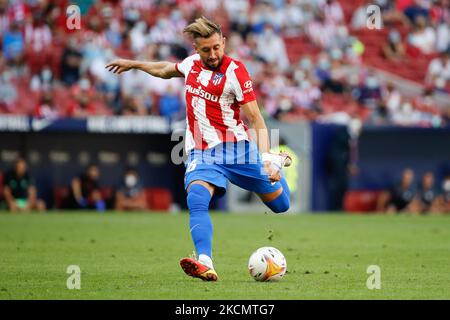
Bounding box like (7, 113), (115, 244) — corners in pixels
(175, 54), (198, 77)
(231, 62), (257, 106)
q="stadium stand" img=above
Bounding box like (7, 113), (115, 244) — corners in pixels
(1, 0), (449, 212)
(0, 0), (448, 125)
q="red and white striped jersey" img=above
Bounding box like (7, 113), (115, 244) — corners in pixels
(175, 54), (256, 152)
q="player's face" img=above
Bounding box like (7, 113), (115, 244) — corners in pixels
(194, 33), (225, 69)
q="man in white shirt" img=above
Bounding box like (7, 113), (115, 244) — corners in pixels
(426, 50), (450, 88)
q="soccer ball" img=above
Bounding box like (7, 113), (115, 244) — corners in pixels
(248, 247), (287, 282)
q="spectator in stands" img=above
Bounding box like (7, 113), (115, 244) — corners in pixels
(34, 89), (60, 120)
(307, 10), (337, 49)
(2, 20), (24, 65)
(120, 96), (146, 116)
(0, 0), (448, 128)
(323, 48), (347, 93)
(290, 71), (322, 117)
(430, 0), (450, 52)
(60, 37), (83, 86)
(281, 0), (307, 36)
(68, 164), (106, 212)
(378, 168), (419, 214)
(24, 9), (52, 75)
(256, 23), (289, 72)
(391, 101), (421, 126)
(382, 82), (402, 114)
(0, 65), (17, 113)
(226, 2), (252, 39)
(354, 73), (382, 108)
(30, 66), (54, 93)
(159, 84), (183, 121)
(382, 29), (406, 61)
(396, 0), (415, 12)
(412, 87), (439, 116)
(101, 6), (122, 49)
(315, 53), (332, 86)
(425, 50), (450, 90)
(321, 0), (344, 24)
(0, 1), (9, 39)
(114, 167), (147, 211)
(430, 0), (450, 27)
(377, 0), (410, 27)
(250, 1), (284, 34)
(408, 15), (436, 55)
(403, 0), (430, 24)
(413, 171), (440, 213)
(67, 77), (97, 117)
(2, 158), (46, 212)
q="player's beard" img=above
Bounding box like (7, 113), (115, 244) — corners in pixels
(205, 56), (222, 69)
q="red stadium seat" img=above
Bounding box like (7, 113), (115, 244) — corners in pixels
(145, 188), (172, 211)
(100, 187), (114, 202)
(53, 186), (70, 209)
(343, 190), (383, 213)
(53, 186), (114, 209)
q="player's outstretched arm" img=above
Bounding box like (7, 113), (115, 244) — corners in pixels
(241, 100), (270, 154)
(242, 100), (291, 182)
(105, 59), (182, 79)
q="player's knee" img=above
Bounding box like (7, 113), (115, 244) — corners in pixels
(274, 196), (290, 213)
(187, 184), (211, 213)
(265, 191), (290, 214)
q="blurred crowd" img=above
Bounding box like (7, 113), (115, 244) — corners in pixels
(0, 0), (449, 127)
(2, 157), (449, 214)
(1, 157), (151, 212)
(377, 168), (450, 214)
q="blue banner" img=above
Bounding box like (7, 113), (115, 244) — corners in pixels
(0, 116), (170, 134)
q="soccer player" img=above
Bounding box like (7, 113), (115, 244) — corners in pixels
(106, 17), (292, 281)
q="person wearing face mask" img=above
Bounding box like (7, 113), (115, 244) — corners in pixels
(115, 167), (147, 211)
(382, 29), (406, 60)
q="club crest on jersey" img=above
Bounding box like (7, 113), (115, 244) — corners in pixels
(212, 73), (224, 86)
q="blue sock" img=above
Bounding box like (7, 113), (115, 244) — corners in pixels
(187, 184), (213, 257)
(95, 200), (106, 212)
(264, 177), (290, 213)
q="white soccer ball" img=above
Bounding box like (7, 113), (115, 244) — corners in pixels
(248, 247), (287, 282)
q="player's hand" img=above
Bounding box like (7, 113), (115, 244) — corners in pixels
(262, 151), (292, 183)
(105, 59), (134, 74)
(263, 161), (281, 183)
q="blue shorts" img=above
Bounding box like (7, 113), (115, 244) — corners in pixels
(184, 140), (282, 198)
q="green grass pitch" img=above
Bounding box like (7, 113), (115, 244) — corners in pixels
(0, 212), (449, 299)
